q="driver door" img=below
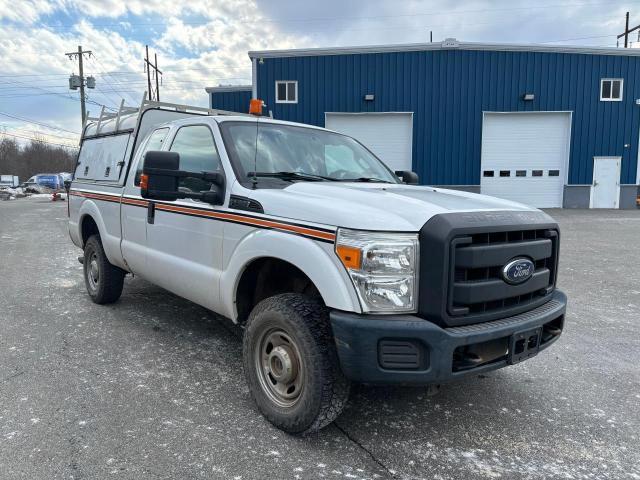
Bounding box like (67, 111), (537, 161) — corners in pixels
(143, 124), (226, 312)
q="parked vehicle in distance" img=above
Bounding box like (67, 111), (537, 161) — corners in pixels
(0, 175), (19, 188)
(22, 174), (64, 193)
(59, 172), (73, 183)
(68, 99), (567, 434)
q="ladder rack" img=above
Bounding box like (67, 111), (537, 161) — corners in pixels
(83, 91), (248, 138)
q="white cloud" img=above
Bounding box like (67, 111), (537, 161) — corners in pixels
(0, 0), (308, 136)
(0, 0), (631, 141)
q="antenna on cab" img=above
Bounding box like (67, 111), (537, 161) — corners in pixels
(249, 99), (264, 189)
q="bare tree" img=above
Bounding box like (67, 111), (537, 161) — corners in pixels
(0, 136), (77, 182)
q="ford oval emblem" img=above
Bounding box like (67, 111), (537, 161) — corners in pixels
(502, 258), (534, 285)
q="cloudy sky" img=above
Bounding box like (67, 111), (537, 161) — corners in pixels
(0, 0), (634, 149)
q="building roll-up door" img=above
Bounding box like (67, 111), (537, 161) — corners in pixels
(325, 113), (413, 173)
(480, 112), (571, 208)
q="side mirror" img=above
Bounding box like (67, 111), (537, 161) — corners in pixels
(395, 170), (419, 185)
(141, 151), (181, 201)
(63, 179), (72, 192)
(141, 150), (225, 205)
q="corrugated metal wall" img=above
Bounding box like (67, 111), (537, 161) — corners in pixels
(252, 49), (640, 186)
(210, 89), (252, 114)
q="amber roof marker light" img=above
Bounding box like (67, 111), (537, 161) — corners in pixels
(249, 98), (264, 116)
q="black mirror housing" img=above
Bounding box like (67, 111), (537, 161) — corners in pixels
(141, 151), (180, 201)
(140, 150), (225, 205)
(395, 170), (419, 185)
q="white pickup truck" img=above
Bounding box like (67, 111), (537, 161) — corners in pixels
(68, 100), (566, 434)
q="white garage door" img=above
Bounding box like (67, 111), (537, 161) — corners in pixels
(325, 113), (413, 172)
(481, 112), (571, 208)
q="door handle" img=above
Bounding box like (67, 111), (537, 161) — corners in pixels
(147, 202), (155, 224)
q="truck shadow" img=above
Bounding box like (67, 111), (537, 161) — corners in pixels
(117, 276), (552, 440)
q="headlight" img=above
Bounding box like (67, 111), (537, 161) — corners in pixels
(335, 229), (419, 313)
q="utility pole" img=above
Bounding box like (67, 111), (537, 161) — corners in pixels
(65, 46), (93, 125)
(144, 45), (163, 101)
(625, 11), (630, 47)
(617, 11), (640, 48)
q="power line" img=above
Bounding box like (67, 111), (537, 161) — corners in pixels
(0, 77), (120, 112)
(0, 111), (80, 135)
(0, 124), (79, 142)
(0, 77), (251, 90)
(0, 64), (251, 78)
(89, 55), (139, 104)
(0, 131), (79, 149)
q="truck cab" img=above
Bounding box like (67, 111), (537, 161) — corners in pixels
(68, 100), (566, 434)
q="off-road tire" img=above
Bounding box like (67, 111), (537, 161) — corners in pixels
(243, 293), (350, 434)
(83, 234), (125, 304)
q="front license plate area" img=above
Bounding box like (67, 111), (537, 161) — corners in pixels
(509, 327), (542, 364)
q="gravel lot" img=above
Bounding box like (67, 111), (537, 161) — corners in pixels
(0, 199), (639, 480)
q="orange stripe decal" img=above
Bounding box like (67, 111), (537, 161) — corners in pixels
(70, 190), (336, 242)
(155, 203), (336, 241)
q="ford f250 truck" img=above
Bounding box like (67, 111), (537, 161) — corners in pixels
(68, 99), (566, 434)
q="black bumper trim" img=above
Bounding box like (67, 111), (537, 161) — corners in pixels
(330, 290), (567, 385)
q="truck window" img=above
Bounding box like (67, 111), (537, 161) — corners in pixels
(219, 121), (398, 185)
(169, 125), (222, 193)
(134, 127), (170, 186)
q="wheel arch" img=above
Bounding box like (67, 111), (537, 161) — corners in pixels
(221, 230), (361, 322)
(80, 213), (100, 246)
(76, 199), (125, 269)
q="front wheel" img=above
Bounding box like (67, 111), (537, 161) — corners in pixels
(243, 293), (350, 434)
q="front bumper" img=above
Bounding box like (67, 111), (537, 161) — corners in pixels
(331, 290), (566, 385)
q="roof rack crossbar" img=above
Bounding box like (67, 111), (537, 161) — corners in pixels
(82, 91), (249, 139)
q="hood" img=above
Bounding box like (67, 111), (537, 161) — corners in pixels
(240, 182), (538, 231)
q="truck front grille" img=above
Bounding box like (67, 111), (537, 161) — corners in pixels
(417, 211), (560, 328)
(449, 229), (558, 321)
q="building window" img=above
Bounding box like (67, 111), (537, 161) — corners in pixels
(548, 170), (560, 177)
(499, 170), (510, 177)
(276, 81), (298, 103)
(600, 79), (623, 101)
(483, 170), (494, 177)
(532, 170), (543, 177)
(516, 170), (527, 177)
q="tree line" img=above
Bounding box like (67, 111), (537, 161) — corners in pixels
(0, 136), (77, 182)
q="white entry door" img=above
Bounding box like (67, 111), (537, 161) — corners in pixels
(591, 157), (621, 208)
(325, 113), (413, 172)
(480, 112), (571, 208)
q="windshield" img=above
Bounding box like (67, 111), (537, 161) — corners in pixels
(219, 121), (399, 185)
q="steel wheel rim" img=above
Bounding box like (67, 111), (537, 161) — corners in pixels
(87, 253), (99, 291)
(254, 327), (304, 408)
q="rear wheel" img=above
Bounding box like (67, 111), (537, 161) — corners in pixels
(83, 234), (125, 304)
(243, 293), (350, 434)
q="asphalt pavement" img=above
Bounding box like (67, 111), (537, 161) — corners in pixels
(0, 198), (639, 479)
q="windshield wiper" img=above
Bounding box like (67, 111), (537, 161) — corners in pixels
(247, 171), (339, 182)
(337, 177), (394, 183)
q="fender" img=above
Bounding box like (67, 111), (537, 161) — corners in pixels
(220, 228), (361, 322)
(77, 199), (128, 270)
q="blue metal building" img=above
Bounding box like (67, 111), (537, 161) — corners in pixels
(208, 39), (640, 208)
(206, 85), (253, 114)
